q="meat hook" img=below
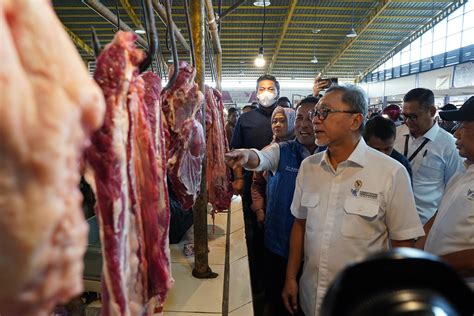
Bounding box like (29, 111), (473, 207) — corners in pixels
(139, 0), (158, 73)
(91, 26), (101, 58)
(163, 0), (179, 91)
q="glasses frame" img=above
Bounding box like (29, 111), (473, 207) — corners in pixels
(400, 110), (429, 122)
(309, 107), (360, 121)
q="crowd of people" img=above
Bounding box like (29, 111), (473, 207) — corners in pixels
(224, 74), (474, 316)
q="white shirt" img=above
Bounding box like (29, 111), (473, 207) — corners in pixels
(425, 163), (474, 287)
(394, 123), (464, 224)
(291, 139), (424, 316)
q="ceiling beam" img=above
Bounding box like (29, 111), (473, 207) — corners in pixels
(119, 0), (143, 29)
(321, 0), (394, 76)
(63, 25), (94, 56)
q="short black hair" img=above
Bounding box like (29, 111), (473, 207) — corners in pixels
(277, 96), (291, 107)
(403, 88), (434, 110)
(242, 104), (257, 111)
(296, 96), (320, 110)
(364, 116), (396, 142)
(228, 107), (238, 115)
(256, 74), (280, 95)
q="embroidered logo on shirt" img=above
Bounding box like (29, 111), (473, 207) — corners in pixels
(285, 166), (299, 173)
(351, 180), (363, 196)
(467, 189), (474, 201)
(359, 191), (379, 200)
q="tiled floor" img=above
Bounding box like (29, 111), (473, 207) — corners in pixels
(162, 196), (253, 315)
(82, 197), (252, 315)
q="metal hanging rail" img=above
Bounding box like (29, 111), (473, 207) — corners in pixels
(82, 0), (148, 48)
(151, 0), (191, 52)
(139, 0), (158, 73)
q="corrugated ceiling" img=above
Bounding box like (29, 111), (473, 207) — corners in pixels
(53, 0), (461, 81)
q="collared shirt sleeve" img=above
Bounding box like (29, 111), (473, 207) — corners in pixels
(291, 165), (307, 219)
(385, 166), (425, 240)
(444, 146), (464, 185)
(230, 118), (242, 149)
(248, 143), (280, 174)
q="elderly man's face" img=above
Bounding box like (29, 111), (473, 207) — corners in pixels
(454, 121), (474, 162)
(312, 91), (362, 147)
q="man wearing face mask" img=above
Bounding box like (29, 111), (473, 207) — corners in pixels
(231, 74), (280, 313)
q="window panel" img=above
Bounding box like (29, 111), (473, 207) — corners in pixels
(448, 5), (464, 20)
(433, 18), (447, 40)
(462, 27), (474, 46)
(464, 10), (474, 30)
(392, 52), (401, 67)
(410, 44), (420, 62)
(401, 48), (410, 64)
(420, 42), (433, 59)
(465, 0), (474, 13)
(447, 16), (463, 35)
(421, 29), (433, 45)
(446, 32), (462, 50)
(432, 38), (446, 55)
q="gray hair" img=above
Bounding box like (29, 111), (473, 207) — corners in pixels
(326, 84), (368, 132)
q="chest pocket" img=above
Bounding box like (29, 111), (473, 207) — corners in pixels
(341, 196), (379, 239)
(418, 153), (444, 181)
(301, 192), (319, 231)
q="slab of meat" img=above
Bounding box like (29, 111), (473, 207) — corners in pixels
(0, 0), (105, 315)
(85, 32), (173, 315)
(162, 61), (205, 210)
(139, 71), (173, 304)
(85, 31), (139, 316)
(205, 87), (233, 211)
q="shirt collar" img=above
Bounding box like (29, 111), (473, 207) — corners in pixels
(320, 138), (368, 168)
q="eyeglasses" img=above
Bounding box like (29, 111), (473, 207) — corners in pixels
(401, 111), (427, 122)
(309, 108), (360, 121)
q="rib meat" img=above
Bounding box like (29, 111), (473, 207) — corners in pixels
(85, 32), (173, 315)
(205, 87), (233, 211)
(161, 61), (205, 210)
(0, 0), (105, 315)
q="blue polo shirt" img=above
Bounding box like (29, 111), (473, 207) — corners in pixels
(231, 104), (277, 150)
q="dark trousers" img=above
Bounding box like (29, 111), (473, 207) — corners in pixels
(242, 171), (266, 312)
(263, 247), (292, 316)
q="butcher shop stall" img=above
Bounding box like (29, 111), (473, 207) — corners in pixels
(0, 0), (252, 315)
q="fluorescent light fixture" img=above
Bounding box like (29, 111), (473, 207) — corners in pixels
(428, 57), (434, 64)
(312, 29), (321, 34)
(346, 28), (357, 38)
(167, 56), (173, 63)
(135, 29), (146, 34)
(255, 47), (265, 67)
(310, 56), (318, 63)
(253, 1), (270, 6)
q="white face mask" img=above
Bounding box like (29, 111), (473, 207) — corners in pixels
(257, 90), (277, 108)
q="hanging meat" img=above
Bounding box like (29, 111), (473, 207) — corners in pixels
(139, 71), (173, 305)
(85, 32), (172, 315)
(205, 87), (233, 211)
(0, 0), (105, 315)
(161, 61), (206, 210)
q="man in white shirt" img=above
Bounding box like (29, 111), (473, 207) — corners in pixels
(421, 96), (474, 288)
(282, 85), (424, 316)
(394, 88), (463, 224)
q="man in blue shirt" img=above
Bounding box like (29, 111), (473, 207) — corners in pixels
(226, 96), (322, 316)
(230, 74), (280, 311)
(394, 88), (463, 224)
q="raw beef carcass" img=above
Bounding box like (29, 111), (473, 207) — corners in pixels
(205, 87), (233, 211)
(161, 61), (205, 210)
(0, 0), (105, 315)
(139, 71), (174, 304)
(85, 32), (173, 315)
